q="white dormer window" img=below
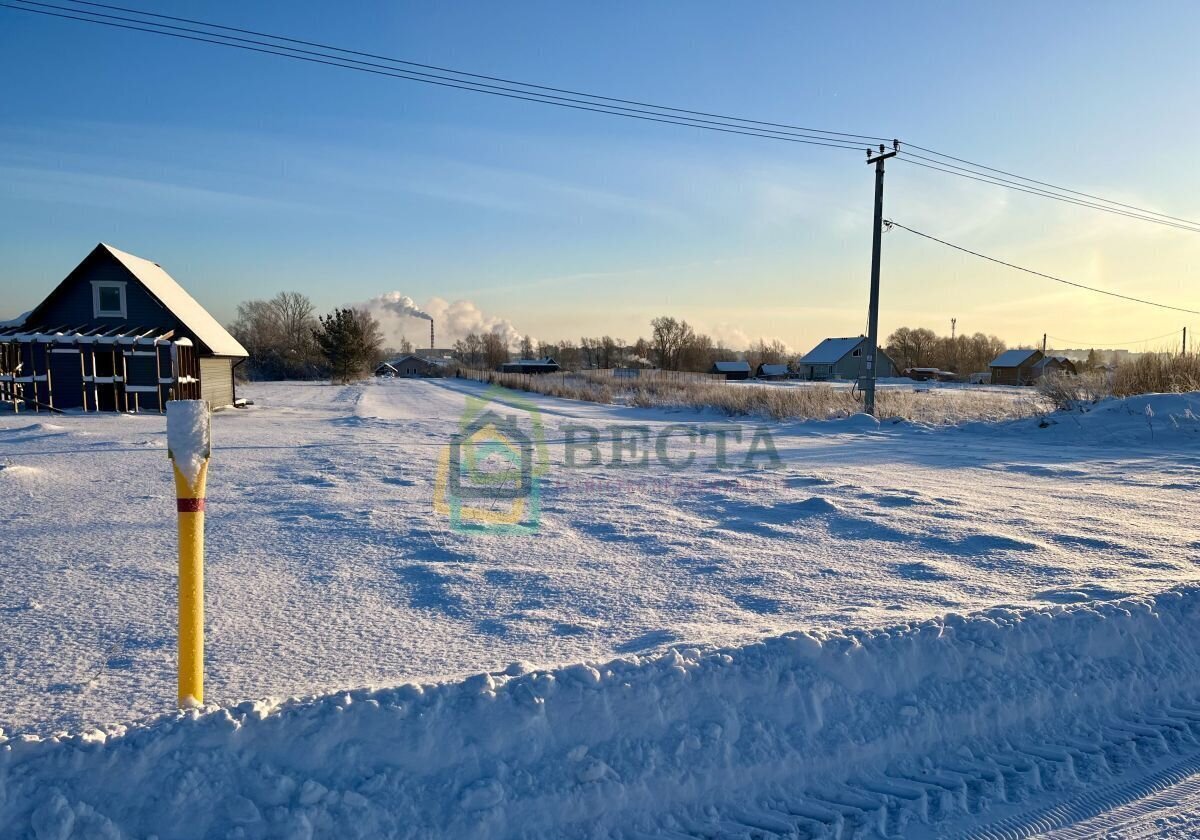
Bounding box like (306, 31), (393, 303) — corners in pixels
(92, 281), (127, 318)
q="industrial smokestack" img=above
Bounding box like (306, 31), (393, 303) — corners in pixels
(430, 320), (435, 350)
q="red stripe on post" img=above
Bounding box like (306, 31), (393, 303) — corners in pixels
(177, 498), (206, 513)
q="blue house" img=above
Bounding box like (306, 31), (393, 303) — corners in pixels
(0, 243), (247, 412)
(797, 336), (897, 381)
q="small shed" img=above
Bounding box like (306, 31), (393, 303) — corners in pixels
(989, 349), (1043, 386)
(906, 367), (942, 382)
(797, 336), (897, 381)
(710, 360), (751, 380)
(756, 363), (790, 380)
(378, 355), (444, 378)
(500, 357), (561, 374)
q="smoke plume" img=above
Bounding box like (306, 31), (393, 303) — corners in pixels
(364, 292), (527, 349)
(372, 292), (432, 321)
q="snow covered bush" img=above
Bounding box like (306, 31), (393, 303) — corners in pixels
(1036, 370), (1110, 411)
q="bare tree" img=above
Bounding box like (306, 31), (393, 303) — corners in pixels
(482, 332), (510, 370)
(651, 316), (696, 370)
(229, 291), (324, 379)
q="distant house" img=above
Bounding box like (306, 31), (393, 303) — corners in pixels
(989, 349), (1043, 386)
(376, 355), (445, 378)
(906, 367), (942, 382)
(0, 243), (247, 412)
(710, 360), (752, 380)
(797, 336), (897, 381)
(756, 363), (790, 380)
(500, 357), (561, 374)
(1032, 356), (1077, 379)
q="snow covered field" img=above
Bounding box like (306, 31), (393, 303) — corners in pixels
(2, 379), (1200, 837)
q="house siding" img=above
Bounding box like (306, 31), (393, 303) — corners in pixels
(199, 357), (235, 408)
(34, 253), (184, 333)
(799, 339), (897, 381)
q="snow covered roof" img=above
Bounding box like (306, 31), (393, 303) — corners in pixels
(510, 358), (558, 367)
(1032, 355), (1073, 370)
(713, 361), (751, 373)
(757, 364), (789, 376)
(990, 349), (1040, 368)
(799, 336), (866, 365)
(99, 244), (247, 358)
(387, 355), (447, 367)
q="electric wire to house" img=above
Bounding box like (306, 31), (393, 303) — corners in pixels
(884, 221), (1200, 315)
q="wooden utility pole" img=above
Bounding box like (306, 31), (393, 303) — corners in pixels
(1183, 326), (1188, 357)
(1042, 333), (1048, 354)
(863, 140), (899, 416)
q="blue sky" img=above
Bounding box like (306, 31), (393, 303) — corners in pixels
(2, 1), (1197, 351)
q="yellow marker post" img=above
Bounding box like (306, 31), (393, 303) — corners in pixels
(166, 400), (211, 707)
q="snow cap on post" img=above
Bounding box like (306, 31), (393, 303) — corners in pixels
(167, 400), (211, 485)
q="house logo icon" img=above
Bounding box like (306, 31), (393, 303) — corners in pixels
(434, 385), (547, 534)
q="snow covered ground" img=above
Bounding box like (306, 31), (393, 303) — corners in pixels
(2, 379), (1199, 837)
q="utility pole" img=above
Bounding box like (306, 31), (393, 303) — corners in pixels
(950, 317), (957, 372)
(1042, 333), (1048, 354)
(863, 140), (898, 416)
(1183, 326), (1188, 357)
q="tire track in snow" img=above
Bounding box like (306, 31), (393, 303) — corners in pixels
(944, 736), (1200, 839)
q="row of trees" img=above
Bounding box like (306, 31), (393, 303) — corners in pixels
(231, 295), (1072, 383)
(230, 292), (385, 383)
(885, 326), (1008, 374)
(454, 318), (790, 374)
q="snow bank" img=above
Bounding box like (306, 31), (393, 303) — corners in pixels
(166, 400), (210, 485)
(5, 588), (1200, 838)
(995, 391), (1200, 442)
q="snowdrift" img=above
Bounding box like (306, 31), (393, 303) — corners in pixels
(995, 391), (1200, 441)
(5, 588), (1200, 838)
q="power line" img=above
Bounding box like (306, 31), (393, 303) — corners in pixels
(13, 0), (870, 149)
(7, 0), (1197, 238)
(1, 1), (873, 153)
(884, 220), (1200, 315)
(55, 0), (890, 144)
(894, 155), (1200, 234)
(903, 142), (1200, 228)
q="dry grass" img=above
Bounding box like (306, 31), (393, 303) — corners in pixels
(459, 369), (1043, 424)
(459, 353), (1200, 423)
(1112, 353), (1200, 397)
(1035, 353), (1200, 410)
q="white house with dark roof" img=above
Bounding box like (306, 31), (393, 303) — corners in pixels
(797, 336), (897, 381)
